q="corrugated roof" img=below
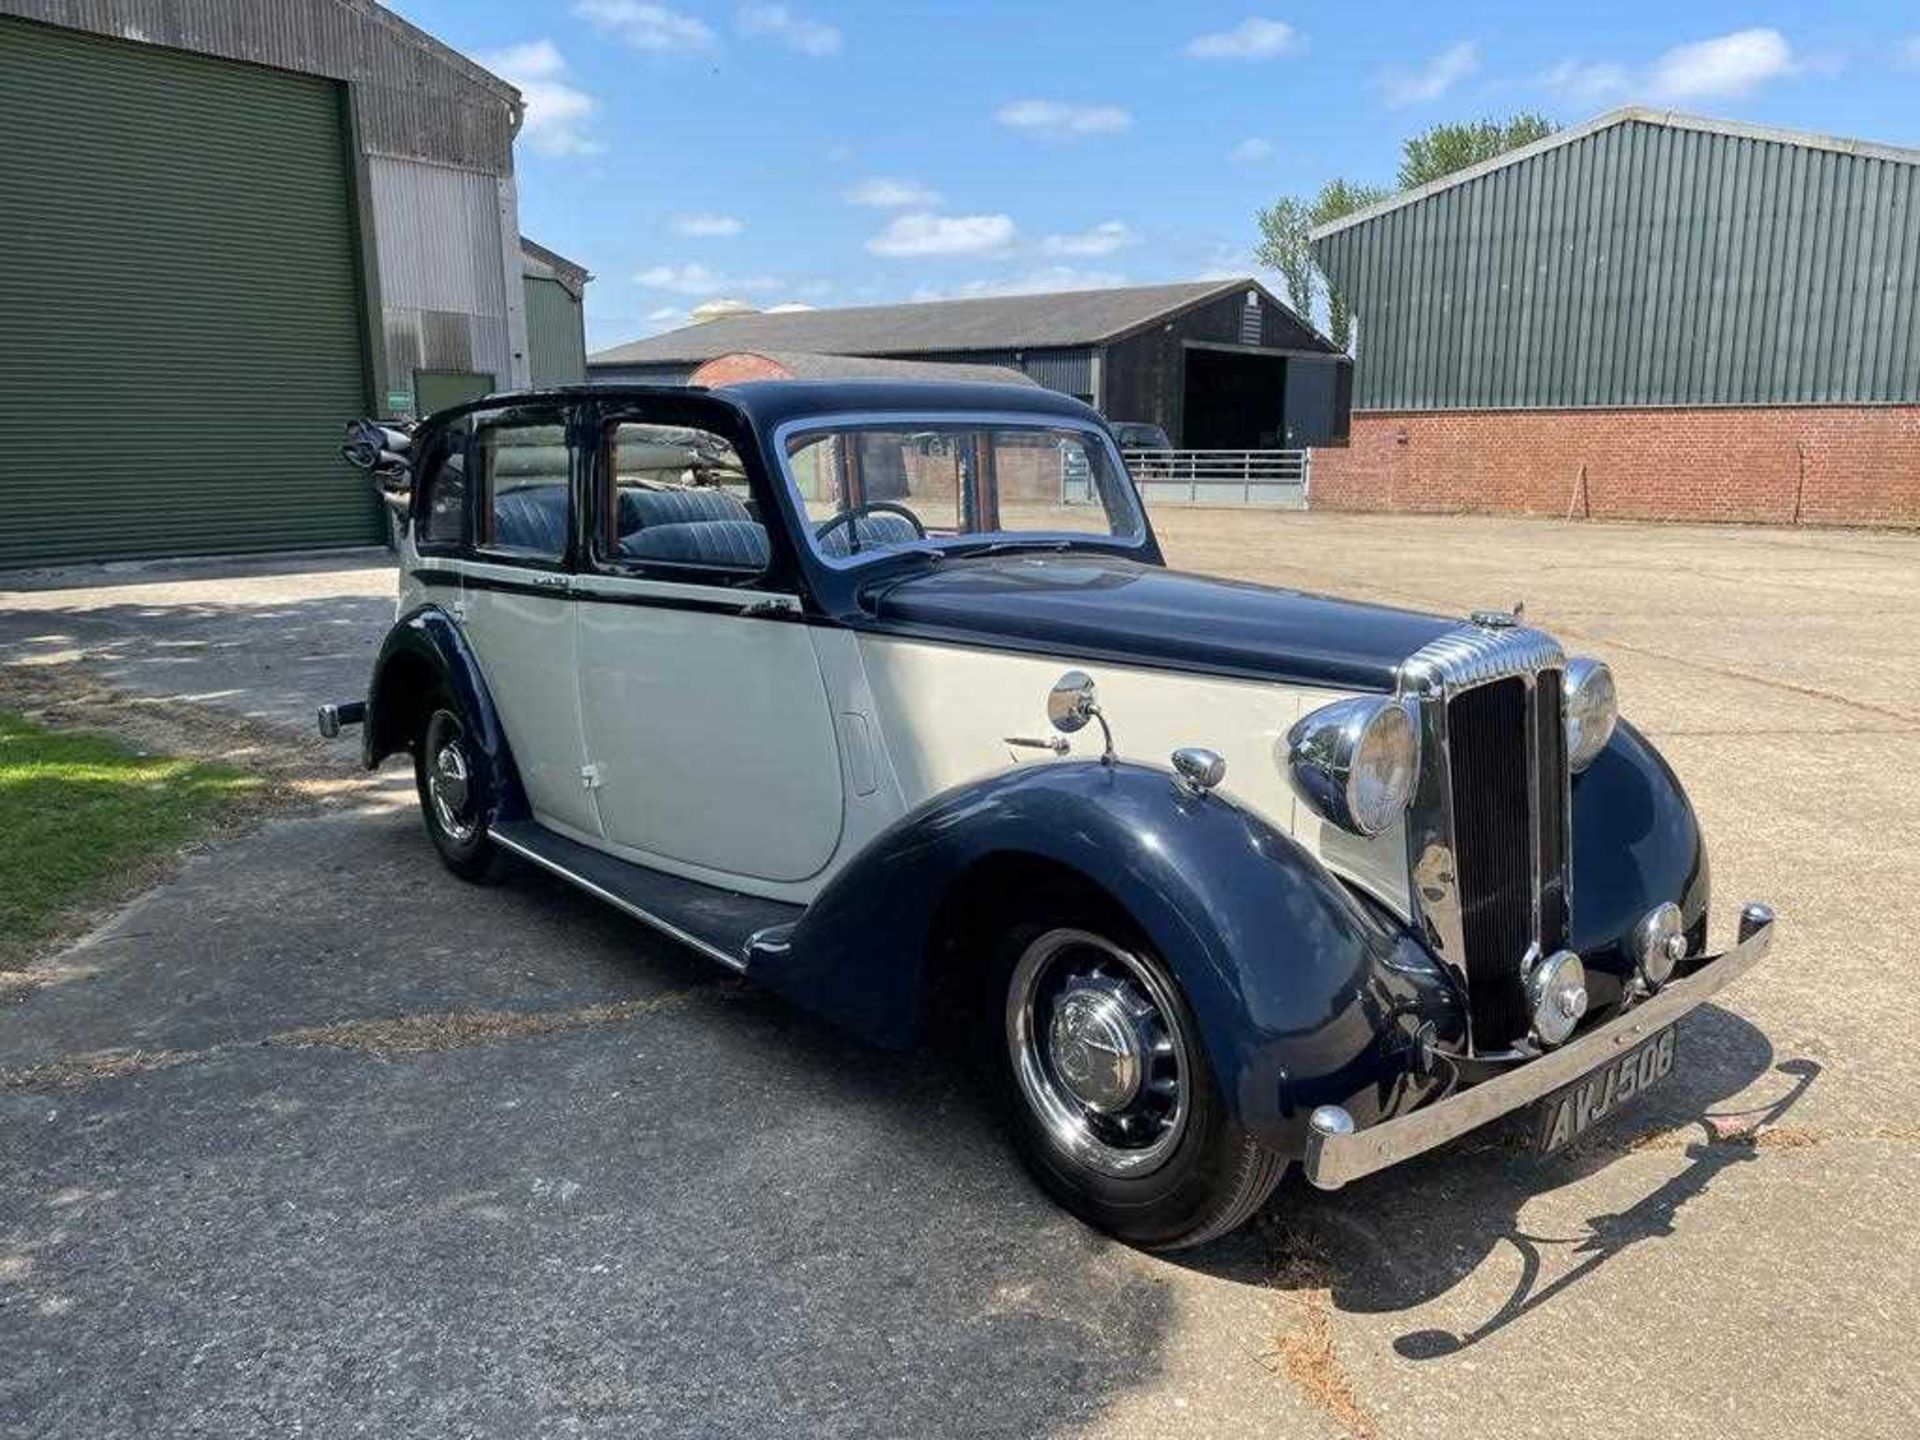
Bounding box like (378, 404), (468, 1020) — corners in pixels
(589, 278), (1255, 365)
(703, 351), (1039, 386)
(1312, 106), (1920, 241)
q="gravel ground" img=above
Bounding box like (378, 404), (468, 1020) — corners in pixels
(3, 515), (1916, 1438)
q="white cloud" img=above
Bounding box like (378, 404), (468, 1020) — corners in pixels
(1901, 36), (1920, 70)
(866, 212), (1017, 258)
(844, 177), (942, 208)
(1648, 28), (1795, 100)
(670, 212), (743, 237)
(633, 263), (782, 295)
(1541, 28), (1808, 107)
(1185, 18), (1301, 61)
(995, 99), (1132, 140)
(1538, 58), (1631, 103)
(736, 4), (841, 56)
(1231, 136), (1275, 163)
(478, 40), (601, 157)
(1381, 41), (1479, 106)
(765, 302), (817, 313)
(912, 267), (1129, 302)
(1042, 221), (1137, 257)
(574, 1), (716, 53)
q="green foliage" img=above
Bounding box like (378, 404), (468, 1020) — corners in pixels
(0, 711), (257, 967)
(1308, 181), (1390, 352)
(1397, 114), (1559, 189)
(1254, 196), (1316, 318)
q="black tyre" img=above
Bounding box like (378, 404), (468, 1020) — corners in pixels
(988, 919), (1285, 1250)
(413, 695), (508, 884)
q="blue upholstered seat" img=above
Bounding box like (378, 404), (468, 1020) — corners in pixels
(492, 484), (569, 554)
(816, 511), (921, 557)
(617, 486), (752, 531)
(618, 519), (771, 569)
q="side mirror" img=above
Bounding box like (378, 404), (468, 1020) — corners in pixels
(1047, 671), (1099, 734)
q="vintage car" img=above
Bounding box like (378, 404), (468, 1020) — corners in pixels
(321, 380), (1774, 1250)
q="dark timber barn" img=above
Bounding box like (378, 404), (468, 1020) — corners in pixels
(588, 280), (1353, 449)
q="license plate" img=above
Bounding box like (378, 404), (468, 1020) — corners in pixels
(1534, 1026), (1677, 1155)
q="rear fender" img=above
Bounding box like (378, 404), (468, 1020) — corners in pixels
(767, 760), (1466, 1154)
(363, 605), (529, 826)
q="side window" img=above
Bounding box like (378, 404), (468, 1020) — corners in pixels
(415, 429), (469, 550)
(599, 421), (767, 577)
(476, 418), (572, 562)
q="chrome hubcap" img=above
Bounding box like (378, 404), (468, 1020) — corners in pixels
(1046, 981), (1142, 1113)
(1008, 928), (1188, 1178)
(428, 726), (477, 843)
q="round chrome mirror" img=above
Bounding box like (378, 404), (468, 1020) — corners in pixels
(1047, 671), (1099, 735)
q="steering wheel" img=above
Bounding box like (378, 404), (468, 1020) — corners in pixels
(813, 501), (927, 553)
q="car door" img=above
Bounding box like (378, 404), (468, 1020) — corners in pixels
(455, 402), (602, 839)
(572, 396), (845, 886)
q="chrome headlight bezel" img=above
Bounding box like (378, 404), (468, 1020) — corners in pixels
(1564, 657), (1618, 773)
(1285, 695), (1422, 838)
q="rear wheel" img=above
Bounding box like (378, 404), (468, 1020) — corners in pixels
(990, 920), (1285, 1250)
(414, 696), (507, 883)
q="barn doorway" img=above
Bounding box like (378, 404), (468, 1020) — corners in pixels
(1180, 346), (1289, 449)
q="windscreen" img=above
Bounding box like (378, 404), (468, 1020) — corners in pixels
(781, 421), (1145, 562)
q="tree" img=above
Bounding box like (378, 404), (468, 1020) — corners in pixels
(1397, 113), (1558, 189)
(1254, 197), (1316, 318)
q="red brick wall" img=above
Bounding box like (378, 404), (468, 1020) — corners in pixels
(1309, 407), (1920, 527)
(688, 352), (791, 387)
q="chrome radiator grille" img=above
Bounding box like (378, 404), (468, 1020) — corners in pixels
(1400, 625), (1571, 1052)
(1446, 678), (1536, 1043)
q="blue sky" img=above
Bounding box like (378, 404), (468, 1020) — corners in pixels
(386, 2), (1920, 351)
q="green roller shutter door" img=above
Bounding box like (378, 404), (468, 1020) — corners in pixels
(0, 20), (379, 567)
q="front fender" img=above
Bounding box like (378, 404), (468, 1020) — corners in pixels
(771, 761), (1465, 1156)
(362, 605), (528, 826)
(1571, 719), (1710, 985)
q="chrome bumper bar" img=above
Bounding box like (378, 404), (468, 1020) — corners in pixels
(1303, 901), (1776, 1191)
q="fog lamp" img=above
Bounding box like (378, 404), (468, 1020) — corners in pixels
(1527, 950), (1588, 1046)
(1628, 901), (1688, 991)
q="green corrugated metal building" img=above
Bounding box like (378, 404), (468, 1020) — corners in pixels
(0, 1), (563, 568)
(521, 237), (593, 389)
(1307, 108), (1920, 525)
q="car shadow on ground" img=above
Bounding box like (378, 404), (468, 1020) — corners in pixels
(1166, 1004), (1815, 1357)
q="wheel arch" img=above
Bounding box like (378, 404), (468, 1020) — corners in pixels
(363, 605), (529, 826)
(762, 761), (1466, 1157)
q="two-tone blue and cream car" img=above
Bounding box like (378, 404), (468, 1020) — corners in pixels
(322, 380), (1774, 1250)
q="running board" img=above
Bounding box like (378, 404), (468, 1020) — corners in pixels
(491, 822), (804, 972)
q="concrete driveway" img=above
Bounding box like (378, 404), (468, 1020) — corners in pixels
(3, 518), (1918, 1438)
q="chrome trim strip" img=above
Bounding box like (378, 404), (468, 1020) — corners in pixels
(1303, 904), (1777, 1190)
(489, 831), (749, 973)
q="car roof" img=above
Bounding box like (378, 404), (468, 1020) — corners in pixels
(440, 379), (1106, 434)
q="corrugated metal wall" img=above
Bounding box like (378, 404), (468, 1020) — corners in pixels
(0, 18), (380, 565)
(0, 0), (517, 168)
(368, 156), (517, 396)
(1315, 117), (1920, 410)
(524, 276), (587, 386)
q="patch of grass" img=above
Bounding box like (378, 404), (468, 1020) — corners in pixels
(0, 710), (260, 969)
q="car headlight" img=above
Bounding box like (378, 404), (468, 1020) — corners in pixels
(1285, 696), (1421, 837)
(1564, 658), (1618, 773)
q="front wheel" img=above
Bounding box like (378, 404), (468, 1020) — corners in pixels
(413, 698), (507, 883)
(991, 923), (1285, 1250)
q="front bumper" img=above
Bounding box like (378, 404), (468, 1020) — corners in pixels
(1303, 901), (1776, 1190)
